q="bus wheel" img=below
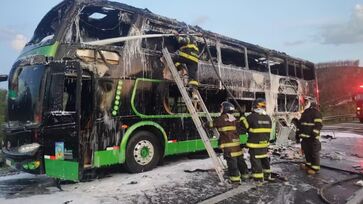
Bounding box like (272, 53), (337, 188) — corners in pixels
(360, 118), (363, 123)
(125, 131), (161, 173)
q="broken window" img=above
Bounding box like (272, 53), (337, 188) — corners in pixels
(288, 61), (297, 77)
(277, 94), (299, 112)
(164, 85), (188, 114)
(204, 89), (227, 113)
(302, 63), (315, 80)
(277, 94), (286, 112)
(221, 46), (246, 68)
(199, 44), (217, 63)
(63, 76), (77, 111)
(133, 80), (188, 115)
(247, 51), (268, 72)
(255, 92), (265, 100)
(233, 100), (253, 113)
(269, 57), (286, 76)
(286, 95), (299, 112)
(28, 2), (70, 45)
(76, 6), (134, 45)
(243, 91), (255, 99)
(296, 63), (302, 79)
(142, 30), (178, 52)
(279, 78), (298, 94)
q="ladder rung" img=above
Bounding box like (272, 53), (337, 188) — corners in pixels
(162, 48), (225, 184)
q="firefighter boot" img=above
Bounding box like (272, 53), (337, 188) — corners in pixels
(255, 180), (265, 187)
(253, 178), (265, 187)
(264, 175), (276, 182)
(307, 169), (317, 175)
(241, 174), (249, 182)
(300, 164), (307, 170)
(228, 176), (241, 186)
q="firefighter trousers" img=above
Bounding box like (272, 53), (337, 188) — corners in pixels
(249, 148), (271, 180)
(173, 55), (198, 82)
(224, 154), (248, 181)
(301, 138), (321, 171)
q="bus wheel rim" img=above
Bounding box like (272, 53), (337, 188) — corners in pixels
(133, 140), (154, 165)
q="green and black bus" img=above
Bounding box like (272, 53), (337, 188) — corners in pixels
(1, 0), (316, 181)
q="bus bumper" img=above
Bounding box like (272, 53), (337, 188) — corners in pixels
(2, 149), (43, 174)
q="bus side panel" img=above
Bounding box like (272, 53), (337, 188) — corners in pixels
(93, 149), (121, 167)
(44, 159), (79, 181)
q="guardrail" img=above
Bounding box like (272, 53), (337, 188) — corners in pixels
(323, 114), (356, 123)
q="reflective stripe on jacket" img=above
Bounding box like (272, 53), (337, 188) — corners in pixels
(213, 113), (242, 157)
(297, 107), (323, 139)
(177, 36), (199, 63)
(240, 112), (272, 149)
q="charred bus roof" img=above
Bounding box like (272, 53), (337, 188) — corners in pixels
(23, 0), (314, 67)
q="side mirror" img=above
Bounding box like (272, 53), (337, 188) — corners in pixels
(0, 75), (8, 82)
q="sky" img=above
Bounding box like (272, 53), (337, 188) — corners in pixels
(0, 0), (362, 88)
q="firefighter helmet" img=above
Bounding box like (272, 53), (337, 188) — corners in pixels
(221, 101), (235, 113)
(253, 98), (266, 109)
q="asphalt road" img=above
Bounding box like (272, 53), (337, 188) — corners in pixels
(0, 122), (363, 204)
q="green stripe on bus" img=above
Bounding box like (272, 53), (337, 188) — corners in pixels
(44, 159), (79, 181)
(94, 149), (121, 167)
(18, 42), (59, 60)
(165, 138), (219, 155)
(165, 134), (248, 155)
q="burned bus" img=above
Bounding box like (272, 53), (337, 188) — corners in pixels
(1, 0), (316, 181)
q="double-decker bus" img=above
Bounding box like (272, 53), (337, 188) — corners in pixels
(0, 0), (316, 181)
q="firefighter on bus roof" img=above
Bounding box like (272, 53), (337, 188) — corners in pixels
(172, 28), (199, 89)
(240, 98), (274, 185)
(209, 101), (248, 184)
(296, 99), (323, 175)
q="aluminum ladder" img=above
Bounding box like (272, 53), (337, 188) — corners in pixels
(162, 48), (226, 183)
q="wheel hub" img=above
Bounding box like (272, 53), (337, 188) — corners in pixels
(133, 140), (154, 165)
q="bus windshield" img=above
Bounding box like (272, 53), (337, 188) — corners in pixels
(27, 2), (69, 46)
(8, 65), (45, 124)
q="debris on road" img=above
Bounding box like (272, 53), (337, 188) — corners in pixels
(184, 169), (212, 173)
(351, 153), (363, 158)
(321, 134), (336, 140)
(321, 151), (345, 160)
(355, 180), (363, 187)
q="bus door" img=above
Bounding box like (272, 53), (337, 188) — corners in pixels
(79, 71), (93, 168)
(42, 62), (82, 181)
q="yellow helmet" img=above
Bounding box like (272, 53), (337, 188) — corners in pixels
(253, 98), (266, 109)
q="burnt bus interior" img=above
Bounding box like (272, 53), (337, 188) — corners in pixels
(67, 2), (315, 160)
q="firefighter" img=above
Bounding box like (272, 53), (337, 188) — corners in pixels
(296, 100), (323, 175)
(209, 101), (248, 183)
(240, 98), (273, 184)
(172, 29), (199, 88)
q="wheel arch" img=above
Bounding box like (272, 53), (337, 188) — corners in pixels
(120, 121), (167, 164)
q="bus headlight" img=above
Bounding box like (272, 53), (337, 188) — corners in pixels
(18, 143), (40, 154)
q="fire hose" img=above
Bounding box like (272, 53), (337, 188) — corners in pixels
(271, 160), (363, 204)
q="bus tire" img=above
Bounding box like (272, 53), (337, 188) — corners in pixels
(359, 118), (363, 123)
(125, 131), (161, 173)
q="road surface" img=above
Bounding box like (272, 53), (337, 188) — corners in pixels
(0, 122), (362, 204)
